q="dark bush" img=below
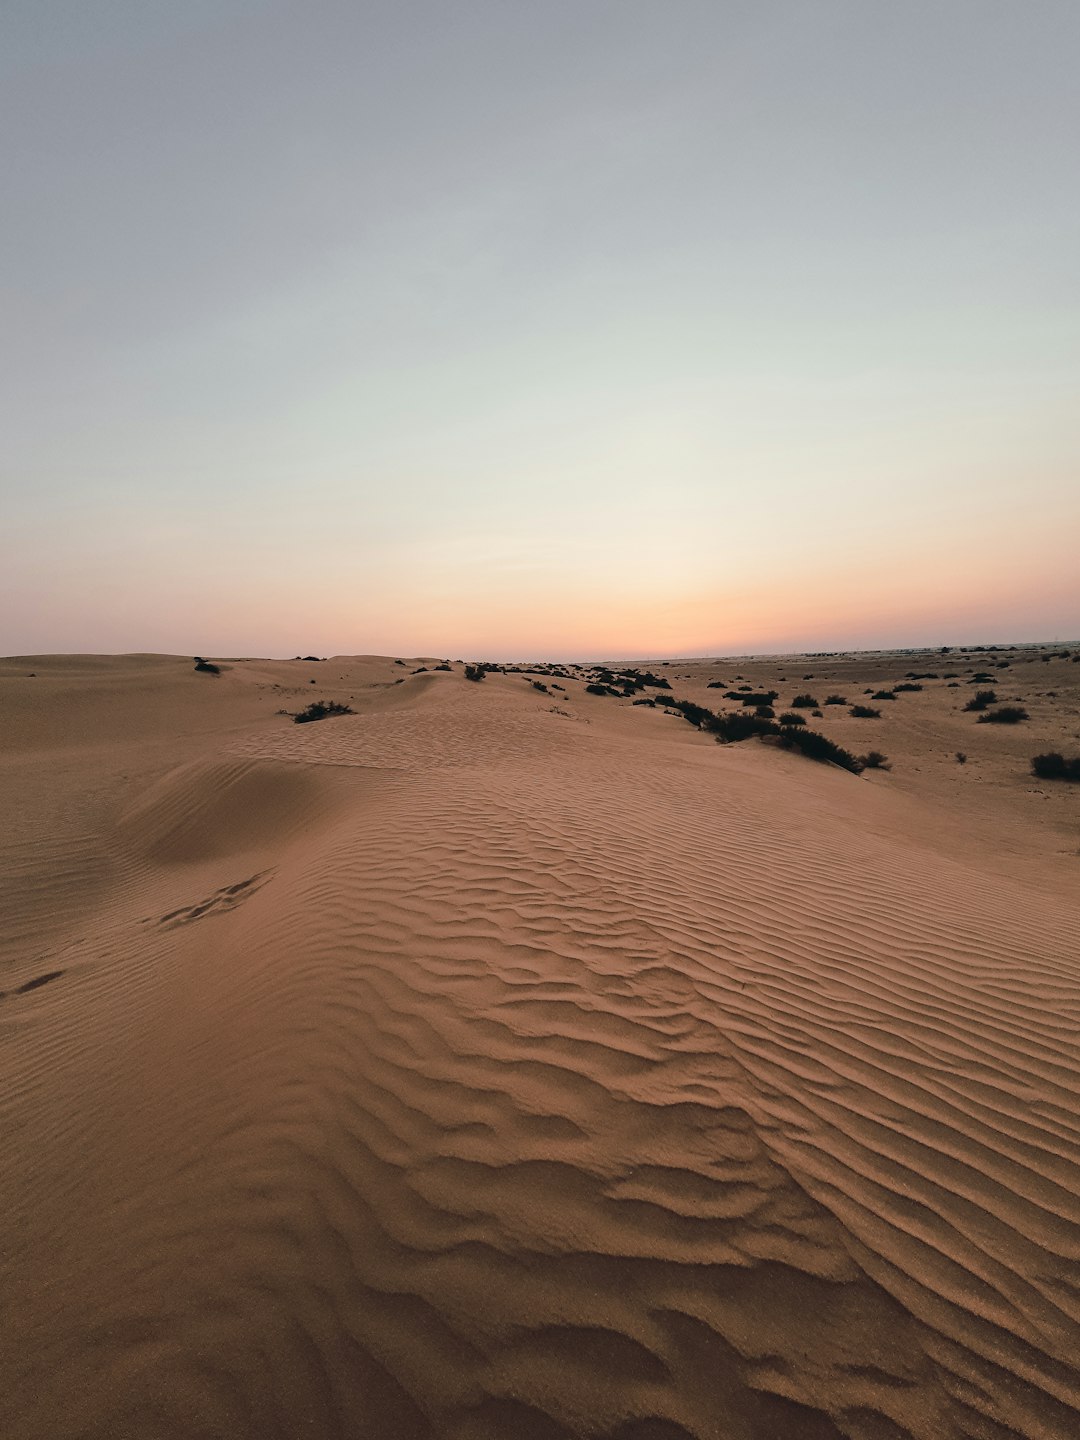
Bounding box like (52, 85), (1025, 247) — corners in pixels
(970, 672), (995, 683)
(860, 751), (891, 770)
(585, 682), (617, 696)
(777, 726), (863, 773)
(956, 751), (967, 764)
(706, 710), (778, 742)
(791, 694), (819, 708)
(963, 689), (997, 711)
(977, 707), (1029, 724)
(193, 657), (220, 674)
(755, 705), (776, 718)
(850, 705), (881, 718)
(824, 694), (847, 705)
(778, 711), (807, 725)
(464, 664), (486, 682)
(632, 697), (655, 706)
(872, 690), (897, 700)
(893, 683), (923, 692)
(1032, 753), (1080, 781)
(294, 700), (354, 724)
(531, 680), (549, 692)
(434, 662), (452, 671)
(739, 691), (779, 706)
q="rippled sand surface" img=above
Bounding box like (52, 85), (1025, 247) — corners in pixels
(2, 651), (1079, 1439)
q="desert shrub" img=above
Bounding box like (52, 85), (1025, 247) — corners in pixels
(824, 694), (847, 705)
(893, 683), (922, 692)
(706, 680), (727, 689)
(294, 700), (353, 724)
(850, 705), (881, 718)
(963, 689), (997, 711)
(706, 710), (778, 742)
(778, 711), (807, 725)
(632, 697), (655, 706)
(193, 657), (220, 674)
(791, 694), (819, 708)
(464, 664), (486, 682)
(585, 682), (618, 696)
(811, 709), (823, 717)
(1031, 753), (1080, 781)
(302, 655), (322, 662)
(977, 706), (1028, 724)
(531, 680), (549, 692)
(755, 705), (775, 718)
(955, 751), (967, 764)
(777, 726), (863, 773)
(872, 690), (897, 700)
(435, 662), (452, 671)
(859, 751), (891, 770)
(739, 691), (779, 706)
(970, 672), (995, 682)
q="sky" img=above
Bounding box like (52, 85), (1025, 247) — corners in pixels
(2, 0), (1078, 660)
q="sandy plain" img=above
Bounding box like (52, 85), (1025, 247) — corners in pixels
(1, 645), (1078, 1440)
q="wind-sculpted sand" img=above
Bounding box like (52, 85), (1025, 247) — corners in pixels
(2, 653), (1079, 1439)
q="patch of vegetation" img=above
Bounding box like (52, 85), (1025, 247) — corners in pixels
(977, 706), (1029, 724)
(778, 711), (807, 725)
(850, 705), (881, 718)
(859, 751), (891, 770)
(824, 694), (847, 705)
(872, 690), (897, 700)
(755, 705), (775, 718)
(434, 662), (452, 671)
(632, 696), (655, 706)
(956, 751), (967, 764)
(193, 657), (220, 674)
(294, 700), (354, 724)
(893, 682), (923, 692)
(739, 690), (779, 707)
(1031, 753), (1080, 782)
(791, 694), (819, 708)
(464, 664), (487, 682)
(531, 679), (549, 693)
(964, 689), (997, 711)
(777, 726), (864, 774)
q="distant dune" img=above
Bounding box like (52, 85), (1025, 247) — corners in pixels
(2, 650), (1078, 1439)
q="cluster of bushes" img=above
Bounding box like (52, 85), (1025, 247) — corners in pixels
(653, 694), (868, 773)
(294, 700), (353, 724)
(193, 657), (220, 674)
(872, 690), (897, 700)
(893, 682), (923, 692)
(850, 705), (881, 718)
(790, 693), (819, 708)
(1032, 753), (1080, 781)
(824, 694), (847, 705)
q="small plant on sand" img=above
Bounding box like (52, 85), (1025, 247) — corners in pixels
(956, 751), (967, 764)
(755, 705), (776, 718)
(778, 711), (807, 725)
(964, 689), (997, 712)
(1031, 752), (1080, 781)
(464, 664), (486, 682)
(893, 682), (923, 692)
(850, 705), (881, 718)
(193, 657), (220, 674)
(872, 690), (897, 701)
(294, 700), (354, 724)
(738, 691), (779, 706)
(824, 694), (847, 705)
(977, 706), (1028, 724)
(791, 693), (819, 708)
(859, 751), (891, 770)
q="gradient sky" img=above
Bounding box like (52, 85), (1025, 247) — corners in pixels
(2, 1), (1078, 659)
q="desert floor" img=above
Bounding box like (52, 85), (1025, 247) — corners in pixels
(1, 645), (1078, 1439)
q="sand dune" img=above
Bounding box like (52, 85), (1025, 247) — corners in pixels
(2, 652), (1078, 1439)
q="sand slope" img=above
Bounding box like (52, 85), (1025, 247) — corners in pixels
(1, 655), (1078, 1439)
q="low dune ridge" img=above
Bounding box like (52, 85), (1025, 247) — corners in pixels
(1, 651), (1079, 1439)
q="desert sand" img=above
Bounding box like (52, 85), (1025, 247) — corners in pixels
(2, 647), (1078, 1440)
